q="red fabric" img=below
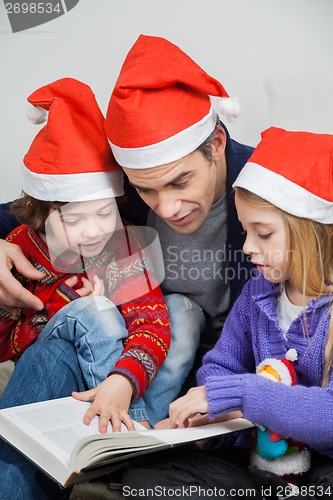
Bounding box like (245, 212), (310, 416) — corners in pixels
(0, 224), (170, 398)
(25, 78), (119, 175)
(251, 127), (333, 202)
(269, 430), (284, 442)
(105, 34), (230, 148)
(0, 226), (81, 360)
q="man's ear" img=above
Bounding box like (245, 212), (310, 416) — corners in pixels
(212, 125), (227, 161)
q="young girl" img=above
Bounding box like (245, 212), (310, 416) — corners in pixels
(0, 78), (170, 432)
(123, 127), (333, 497)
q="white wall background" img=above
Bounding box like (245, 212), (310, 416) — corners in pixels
(1, 0), (333, 201)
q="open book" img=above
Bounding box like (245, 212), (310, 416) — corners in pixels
(0, 396), (253, 488)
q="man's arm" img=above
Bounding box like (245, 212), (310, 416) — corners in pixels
(0, 203), (20, 239)
(119, 176), (149, 225)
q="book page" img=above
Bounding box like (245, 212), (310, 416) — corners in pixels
(71, 417), (254, 471)
(15, 399), (100, 456)
(141, 418), (254, 445)
(0, 398), (254, 486)
(0, 397), (144, 465)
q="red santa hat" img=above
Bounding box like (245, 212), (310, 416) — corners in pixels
(22, 78), (124, 202)
(233, 127), (333, 224)
(105, 34), (240, 169)
(257, 349), (298, 386)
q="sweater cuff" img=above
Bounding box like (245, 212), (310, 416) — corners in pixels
(205, 374), (245, 418)
(108, 366), (141, 401)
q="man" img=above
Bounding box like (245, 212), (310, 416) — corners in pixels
(0, 35), (253, 498)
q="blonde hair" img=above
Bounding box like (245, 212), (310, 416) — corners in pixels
(235, 187), (333, 386)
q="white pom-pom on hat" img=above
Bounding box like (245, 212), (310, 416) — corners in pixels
(26, 105), (48, 125)
(218, 96), (241, 122)
(286, 348), (298, 362)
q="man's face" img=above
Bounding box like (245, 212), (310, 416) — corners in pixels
(123, 150), (219, 235)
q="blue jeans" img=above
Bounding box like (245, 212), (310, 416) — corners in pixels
(0, 340), (82, 500)
(36, 294), (204, 424)
(138, 293), (205, 425)
(37, 295), (148, 422)
(0, 293), (204, 498)
(37, 296), (128, 389)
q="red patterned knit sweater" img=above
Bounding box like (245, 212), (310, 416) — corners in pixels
(0, 224), (170, 400)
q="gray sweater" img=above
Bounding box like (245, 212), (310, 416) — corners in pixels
(147, 193), (230, 344)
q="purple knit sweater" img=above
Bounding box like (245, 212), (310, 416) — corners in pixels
(197, 271), (333, 458)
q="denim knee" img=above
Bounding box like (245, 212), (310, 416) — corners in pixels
(62, 295), (118, 316)
(49, 296), (126, 333)
(165, 293), (205, 347)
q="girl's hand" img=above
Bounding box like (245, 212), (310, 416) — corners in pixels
(168, 386), (209, 428)
(155, 410), (243, 429)
(65, 275), (105, 297)
(91, 275), (105, 296)
(65, 276), (92, 297)
(187, 410), (243, 427)
(72, 374), (134, 433)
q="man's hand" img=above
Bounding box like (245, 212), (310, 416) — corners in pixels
(72, 374), (135, 433)
(0, 240), (44, 313)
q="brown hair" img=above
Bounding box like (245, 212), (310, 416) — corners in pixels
(235, 187), (333, 386)
(10, 193), (65, 233)
(11, 192), (127, 234)
(197, 117), (221, 163)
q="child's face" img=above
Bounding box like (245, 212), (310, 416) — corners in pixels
(235, 192), (290, 284)
(45, 198), (118, 259)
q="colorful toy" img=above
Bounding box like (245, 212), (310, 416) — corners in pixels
(251, 349), (311, 480)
